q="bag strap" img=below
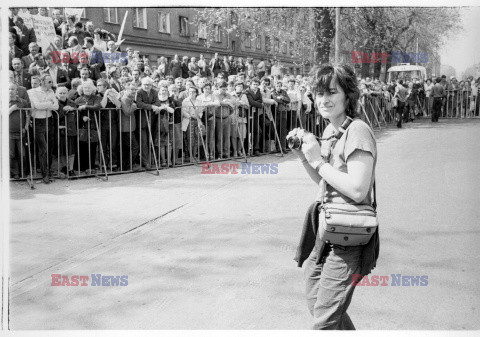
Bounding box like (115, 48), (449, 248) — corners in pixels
(320, 117), (377, 210)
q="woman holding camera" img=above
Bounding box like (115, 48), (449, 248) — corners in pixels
(290, 64), (379, 330)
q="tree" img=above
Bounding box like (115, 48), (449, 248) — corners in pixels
(192, 8), (334, 66)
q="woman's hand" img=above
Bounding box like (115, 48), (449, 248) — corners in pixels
(301, 133), (323, 167)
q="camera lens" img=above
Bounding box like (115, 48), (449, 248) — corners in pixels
(288, 136), (302, 150)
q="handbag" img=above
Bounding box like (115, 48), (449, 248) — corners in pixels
(317, 117), (378, 246)
(318, 182), (378, 246)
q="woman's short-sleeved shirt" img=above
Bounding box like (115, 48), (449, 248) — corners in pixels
(316, 118), (377, 206)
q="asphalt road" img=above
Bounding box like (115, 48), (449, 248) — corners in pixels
(8, 118), (480, 329)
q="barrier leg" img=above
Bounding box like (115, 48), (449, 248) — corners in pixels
(145, 113), (160, 175)
(93, 113), (108, 181)
(25, 124), (35, 189)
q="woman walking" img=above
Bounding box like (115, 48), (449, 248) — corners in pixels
(290, 63), (379, 330)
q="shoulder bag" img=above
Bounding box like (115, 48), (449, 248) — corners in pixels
(317, 119), (378, 246)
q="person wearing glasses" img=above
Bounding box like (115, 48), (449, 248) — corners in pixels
(27, 74), (59, 184)
(290, 64), (379, 330)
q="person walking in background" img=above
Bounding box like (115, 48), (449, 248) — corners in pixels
(432, 77), (445, 123)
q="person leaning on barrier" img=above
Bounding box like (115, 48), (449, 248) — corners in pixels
(9, 83), (30, 179)
(215, 82), (236, 159)
(135, 76), (162, 169)
(197, 82), (220, 161)
(290, 63), (378, 330)
(156, 85), (179, 166)
(259, 78), (277, 152)
(230, 82), (250, 157)
(181, 86), (204, 162)
(28, 74), (59, 184)
(272, 80), (291, 152)
(245, 77), (264, 156)
(119, 82), (141, 171)
(74, 81), (102, 173)
(97, 79), (121, 171)
(56, 86), (78, 177)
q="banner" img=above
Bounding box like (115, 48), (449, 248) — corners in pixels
(64, 8), (84, 20)
(18, 12), (56, 55)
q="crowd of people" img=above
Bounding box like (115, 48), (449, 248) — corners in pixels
(357, 75), (480, 128)
(8, 8), (480, 184)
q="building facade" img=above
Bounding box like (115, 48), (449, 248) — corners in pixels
(81, 7), (304, 75)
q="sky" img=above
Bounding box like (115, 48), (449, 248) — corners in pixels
(439, 6), (480, 76)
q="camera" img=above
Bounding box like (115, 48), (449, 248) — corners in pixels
(287, 135), (302, 150)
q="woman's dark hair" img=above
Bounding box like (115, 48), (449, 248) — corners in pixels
(311, 64), (360, 118)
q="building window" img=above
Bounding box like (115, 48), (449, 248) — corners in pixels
(230, 11), (238, 26)
(265, 36), (271, 53)
(214, 24), (221, 43)
(289, 42), (294, 56)
(198, 21), (207, 39)
(179, 16), (189, 37)
(103, 8), (118, 23)
(274, 38), (280, 54)
(255, 33), (261, 50)
(158, 12), (170, 33)
(245, 32), (251, 48)
(133, 8), (147, 29)
(281, 41), (287, 54)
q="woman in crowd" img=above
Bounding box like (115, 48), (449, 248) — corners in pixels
(290, 63), (378, 330)
(73, 81), (102, 174)
(156, 85), (178, 166)
(181, 86), (204, 162)
(56, 86), (78, 177)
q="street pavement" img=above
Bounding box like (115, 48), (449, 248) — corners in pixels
(8, 118), (480, 330)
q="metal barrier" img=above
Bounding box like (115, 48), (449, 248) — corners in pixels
(11, 90), (479, 183)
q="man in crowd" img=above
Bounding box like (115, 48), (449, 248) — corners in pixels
(12, 58), (32, 90)
(245, 78), (264, 155)
(27, 74), (59, 184)
(45, 52), (70, 89)
(120, 82), (141, 171)
(210, 53), (222, 79)
(13, 16), (37, 56)
(22, 42), (40, 70)
(66, 21), (87, 47)
(135, 77), (162, 169)
(97, 79), (121, 170)
(181, 56), (190, 79)
(9, 83), (30, 179)
(215, 82), (235, 158)
(432, 77), (445, 123)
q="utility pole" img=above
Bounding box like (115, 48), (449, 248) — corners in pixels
(335, 7), (340, 63)
(415, 37), (419, 66)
